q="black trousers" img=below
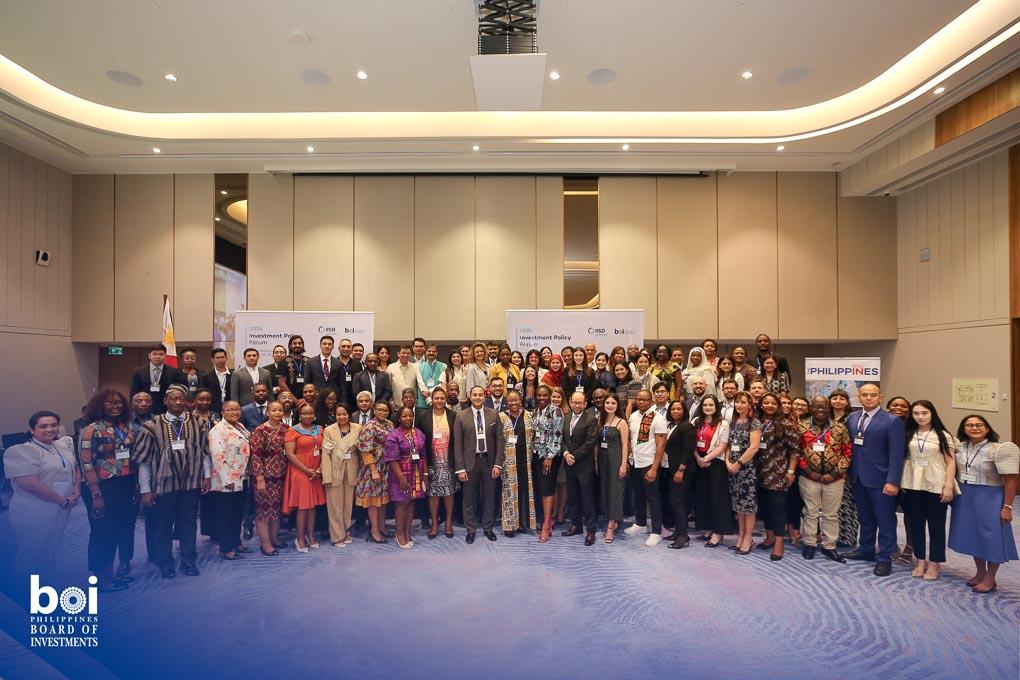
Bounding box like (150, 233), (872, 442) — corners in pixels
(81, 475), (135, 573)
(209, 490), (244, 554)
(659, 473), (675, 528)
(630, 465), (663, 533)
(152, 489), (200, 570)
(759, 488), (787, 536)
(462, 454), (497, 533)
(242, 479), (256, 530)
(902, 489), (948, 562)
(667, 473), (688, 536)
(144, 505), (159, 561)
(565, 457), (596, 532)
(785, 474), (804, 528)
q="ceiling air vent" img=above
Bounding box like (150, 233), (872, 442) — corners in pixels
(477, 0), (537, 55)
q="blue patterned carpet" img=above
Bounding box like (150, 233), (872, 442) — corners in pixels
(0, 504), (1017, 680)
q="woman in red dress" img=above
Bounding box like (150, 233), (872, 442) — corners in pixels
(282, 403), (326, 553)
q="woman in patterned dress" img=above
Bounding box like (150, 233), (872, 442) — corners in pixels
(598, 393), (629, 543)
(726, 392), (762, 554)
(249, 401), (289, 556)
(829, 389), (859, 549)
(755, 393), (802, 561)
(356, 401), (394, 544)
(383, 407), (427, 549)
(500, 390), (536, 536)
(532, 385), (564, 543)
(418, 387), (458, 539)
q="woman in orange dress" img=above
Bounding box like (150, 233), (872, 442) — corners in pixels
(282, 403), (326, 552)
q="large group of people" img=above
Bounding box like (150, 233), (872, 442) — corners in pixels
(3, 333), (1016, 596)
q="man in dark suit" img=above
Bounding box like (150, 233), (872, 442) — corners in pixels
(264, 345), (288, 398)
(453, 386), (505, 543)
(352, 353), (392, 405)
(843, 383), (905, 577)
(335, 338), (363, 410)
(484, 377), (508, 413)
(241, 384), (271, 431)
(561, 391), (599, 545)
(199, 347), (232, 414)
(230, 348), (273, 407)
(128, 344), (184, 414)
(304, 335), (341, 392)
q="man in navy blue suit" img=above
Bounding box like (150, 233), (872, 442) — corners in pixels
(843, 383), (905, 576)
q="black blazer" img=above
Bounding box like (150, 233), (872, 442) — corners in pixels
(304, 356), (341, 392)
(335, 359), (364, 409)
(352, 370), (392, 406)
(129, 364), (184, 414)
(199, 369), (232, 413)
(664, 421), (696, 473)
(564, 370), (597, 401)
(561, 410), (598, 466)
(415, 408), (457, 466)
(484, 396), (509, 414)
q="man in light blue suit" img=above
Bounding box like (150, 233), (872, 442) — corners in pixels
(843, 383), (905, 576)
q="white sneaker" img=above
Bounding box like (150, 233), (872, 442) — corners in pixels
(645, 533), (662, 547)
(624, 524), (646, 535)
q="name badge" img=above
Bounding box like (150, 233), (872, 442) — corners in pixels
(476, 432), (486, 440)
(188, 386), (197, 393)
(853, 436), (865, 446)
(171, 440), (186, 451)
(812, 442), (825, 452)
(426, 380), (435, 388)
(342, 452), (352, 460)
(433, 431), (443, 440)
(730, 444), (740, 452)
(115, 447), (131, 460)
(149, 385), (160, 392)
(507, 436), (518, 446)
(345, 374), (352, 382)
(296, 376), (305, 383)
(600, 441), (608, 449)
(697, 439), (707, 451)
(960, 471), (977, 483)
(313, 447), (321, 457)
(411, 452), (420, 461)
(575, 387), (585, 394)
(916, 457), (928, 467)
(759, 443), (767, 451)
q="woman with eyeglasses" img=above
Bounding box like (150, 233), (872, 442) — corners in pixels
(206, 401), (251, 561)
(948, 415), (1018, 593)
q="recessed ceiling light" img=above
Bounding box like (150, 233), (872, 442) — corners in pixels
(472, 145), (480, 151)
(219, 190), (228, 195)
(152, 147), (161, 153)
(289, 30), (311, 46)
(163, 73), (177, 82)
(933, 86), (946, 94)
(105, 70), (143, 87)
(214, 217), (221, 222)
(299, 69), (330, 86)
(356, 70), (368, 80)
(587, 68), (616, 86)
(776, 145), (785, 151)
(621, 144), (630, 151)
(549, 71), (560, 81)
(741, 71), (753, 80)
(306, 146), (315, 153)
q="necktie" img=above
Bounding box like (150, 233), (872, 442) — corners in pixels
(259, 405), (266, 418)
(476, 410), (486, 453)
(323, 358), (329, 378)
(859, 411), (870, 434)
(361, 413), (368, 425)
(152, 366), (161, 384)
(571, 414), (579, 435)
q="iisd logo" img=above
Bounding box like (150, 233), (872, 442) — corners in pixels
(28, 575), (100, 647)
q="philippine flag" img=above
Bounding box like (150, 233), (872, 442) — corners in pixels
(161, 294), (178, 368)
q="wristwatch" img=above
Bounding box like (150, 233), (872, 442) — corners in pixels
(60, 497), (71, 509)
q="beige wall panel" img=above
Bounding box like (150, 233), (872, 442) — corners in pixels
(21, 154), (36, 329)
(599, 177), (658, 338)
(916, 184), (931, 327)
(475, 176), (537, 339)
(936, 175), (953, 325)
(777, 172), (837, 340)
(114, 175), (173, 342)
(247, 173), (294, 311)
(535, 176), (564, 309)
(718, 172), (777, 339)
(992, 150), (1009, 317)
(72, 175), (115, 341)
(837, 194), (897, 339)
(294, 176), (354, 311)
(5, 148), (22, 327)
(963, 164), (980, 321)
(354, 176), (414, 340)
(173, 174), (215, 342)
(414, 176), (475, 340)
(59, 172), (72, 332)
(657, 175), (718, 340)
(977, 156), (996, 320)
(949, 170), (967, 321)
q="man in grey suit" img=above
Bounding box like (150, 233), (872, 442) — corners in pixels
(561, 391), (599, 545)
(230, 347), (273, 407)
(453, 386), (505, 543)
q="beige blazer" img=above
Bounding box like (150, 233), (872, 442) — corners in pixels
(321, 422), (362, 486)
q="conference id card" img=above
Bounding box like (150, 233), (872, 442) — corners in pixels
(313, 447), (321, 457)
(730, 444), (740, 452)
(916, 457), (928, 467)
(600, 441), (608, 449)
(345, 374), (352, 382)
(854, 435), (865, 446)
(575, 387), (585, 394)
(758, 443), (767, 451)
(296, 376), (304, 383)
(507, 436), (517, 446)
(476, 432), (486, 440)
(149, 385), (160, 392)
(411, 452), (420, 461)
(115, 447), (131, 460)
(812, 442), (825, 453)
(342, 451), (352, 460)
(171, 440), (186, 451)
(960, 471), (977, 483)
(697, 439), (707, 451)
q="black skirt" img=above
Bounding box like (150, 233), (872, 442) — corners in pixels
(694, 459), (736, 534)
(533, 455), (562, 498)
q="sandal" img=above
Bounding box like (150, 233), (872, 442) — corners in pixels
(605, 525), (616, 544)
(895, 545), (914, 564)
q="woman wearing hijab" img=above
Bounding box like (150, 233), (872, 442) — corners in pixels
(541, 353), (565, 388)
(681, 347), (717, 400)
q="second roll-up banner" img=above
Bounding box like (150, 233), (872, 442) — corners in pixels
(233, 310), (375, 368)
(505, 309), (645, 353)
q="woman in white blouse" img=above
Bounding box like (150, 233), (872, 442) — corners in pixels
(207, 401), (251, 560)
(464, 342), (490, 398)
(3, 411), (79, 577)
(321, 404), (362, 547)
(443, 349), (467, 407)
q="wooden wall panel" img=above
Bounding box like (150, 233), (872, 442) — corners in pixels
(535, 176), (564, 309)
(247, 173), (294, 311)
(72, 175), (115, 341)
(294, 176), (354, 311)
(114, 175), (173, 341)
(599, 177), (658, 338)
(935, 68), (1020, 147)
(414, 176), (475, 340)
(354, 176), (414, 340)
(475, 177), (537, 339)
(837, 194), (897, 339)
(777, 172), (838, 340)
(657, 175), (717, 340)
(718, 172), (778, 339)
(172, 174), (215, 342)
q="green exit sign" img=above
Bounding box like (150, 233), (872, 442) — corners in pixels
(107, 346), (124, 356)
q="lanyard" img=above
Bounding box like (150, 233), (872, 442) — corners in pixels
(113, 424), (128, 445)
(167, 416), (185, 441)
(965, 442), (988, 471)
(32, 439), (66, 468)
(915, 430), (933, 457)
(576, 374), (583, 387)
(509, 413), (521, 432)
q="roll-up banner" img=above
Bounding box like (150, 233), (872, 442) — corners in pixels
(804, 357), (881, 407)
(233, 310), (374, 368)
(505, 309), (645, 354)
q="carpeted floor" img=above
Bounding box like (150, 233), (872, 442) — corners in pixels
(0, 504), (1017, 680)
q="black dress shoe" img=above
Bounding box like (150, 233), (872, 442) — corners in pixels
(667, 536), (690, 549)
(802, 545), (816, 560)
(873, 562), (892, 577)
(160, 567), (176, 579)
(504, 530), (515, 538)
(756, 542), (774, 551)
(584, 531), (596, 546)
(260, 548), (279, 557)
(663, 532), (679, 542)
(98, 581), (129, 593)
(820, 547), (847, 563)
(116, 563), (132, 578)
(516, 527), (529, 535)
(483, 530), (497, 542)
(235, 544), (252, 553)
(562, 525), (582, 537)
(465, 532), (476, 544)
(243, 527), (254, 541)
(770, 553), (783, 562)
(180, 563), (200, 576)
(843, 550), (875, 562)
